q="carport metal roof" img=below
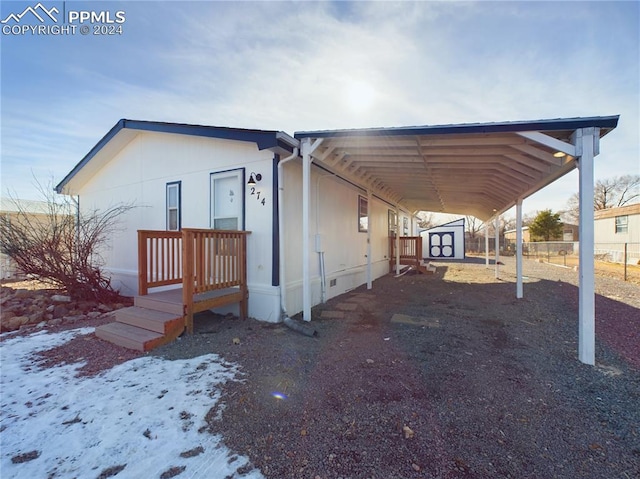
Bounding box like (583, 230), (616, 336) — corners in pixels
(294, 116), (620, 366)
(295, 116), (619, 220)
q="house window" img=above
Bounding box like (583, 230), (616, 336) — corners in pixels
(211, 170), (243, 230)
(388, 209), (397, 236)
(166, 182), (181, 231)
(615, 215), (628, 234)
(358, 196), (368, 232)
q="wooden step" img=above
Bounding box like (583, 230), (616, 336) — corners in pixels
(95, 322), (167, 352)
(419, 261), (437, 274)
(115, 306), (182, 334)
(134, 291), (183, 315)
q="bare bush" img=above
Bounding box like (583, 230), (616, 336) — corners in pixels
(0, 181), (135, 302)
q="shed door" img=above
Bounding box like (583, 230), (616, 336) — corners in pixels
(210, 170), (244, 230)
(429, 232), (455, 258)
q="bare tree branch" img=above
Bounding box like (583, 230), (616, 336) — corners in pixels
(563, 174), (640, 222)
(1, 179), (135, 301)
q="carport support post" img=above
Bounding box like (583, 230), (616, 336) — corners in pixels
(577, 127), (598, 365)
(301, 138), (323, 322)
(494, 216), (500, 279)
(366, 189), (372, 289)
(395, 206), (400, 274)
(485, 223), (489, 267)
(516, 199), (523, 299)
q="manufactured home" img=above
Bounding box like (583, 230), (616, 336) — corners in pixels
(54, 120), (419, 336)
(56, 116), (618, 365)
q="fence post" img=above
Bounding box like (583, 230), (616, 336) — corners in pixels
(546, 242), (550, 263)
(624, 242), (628, 282)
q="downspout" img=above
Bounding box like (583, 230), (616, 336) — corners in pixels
(277, 147), (299, 320)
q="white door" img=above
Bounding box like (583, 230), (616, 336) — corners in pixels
(210, 170), (243, 230)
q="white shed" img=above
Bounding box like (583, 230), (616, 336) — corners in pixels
(420, 218), (465, 260)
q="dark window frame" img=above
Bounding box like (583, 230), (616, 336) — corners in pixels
(166, 181), (181, 231)
(358, 195), (368, 233)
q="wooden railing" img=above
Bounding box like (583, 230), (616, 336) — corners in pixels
(389, 236), (423, 268)
(138, 229), (250, 333)
(138, 230), (183, 295)
(181, 228), (249, 295)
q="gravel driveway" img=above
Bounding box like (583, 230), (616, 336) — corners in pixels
(153, 256), (640, 479)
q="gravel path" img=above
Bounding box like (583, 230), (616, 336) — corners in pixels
(152, 257), (640, 479)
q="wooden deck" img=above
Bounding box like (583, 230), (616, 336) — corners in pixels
(96, 228), (250, 351)
(389, 236), (436, 274)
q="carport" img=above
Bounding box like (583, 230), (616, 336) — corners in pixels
(294, 115), (619, 365)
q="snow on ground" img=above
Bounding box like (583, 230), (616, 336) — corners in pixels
(0, 328), (264, 479)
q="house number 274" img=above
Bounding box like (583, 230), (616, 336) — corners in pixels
(250, 187), (266, 206)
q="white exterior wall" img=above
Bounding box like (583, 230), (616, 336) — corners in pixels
(74, 130), (415, 322)
(76, 131), (280, 320)
(281, 163), (394, 316)
(594, 213), (640, 244)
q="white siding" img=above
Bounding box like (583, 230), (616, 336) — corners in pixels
(280, 162), (408, 316)
(76, 131), (279, 320)
(594, 213), (640, 244)
(74, 131), (417, 322)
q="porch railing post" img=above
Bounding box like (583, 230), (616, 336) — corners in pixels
(138, 230), (148, 296)
(182, 229), (195, 334)
(240, 232), (248, 319)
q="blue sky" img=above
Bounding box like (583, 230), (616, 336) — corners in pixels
(1, 0), (638, 217)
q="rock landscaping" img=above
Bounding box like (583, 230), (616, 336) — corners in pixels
(0, 281), (131, 333)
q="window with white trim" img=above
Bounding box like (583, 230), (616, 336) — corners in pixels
(166, 182), (181, 231)
(210, 170), (243, 230)
(615, 215), (628, 234)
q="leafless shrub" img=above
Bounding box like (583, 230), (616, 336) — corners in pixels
(0, 179), (135, 302)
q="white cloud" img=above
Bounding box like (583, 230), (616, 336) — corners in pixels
(1, 0), (637, 212)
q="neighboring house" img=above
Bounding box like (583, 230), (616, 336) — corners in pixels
(0, 198), (53, 280)
(561, 223), (579, 241)
(594, 203), (640, 263)
(504, 226), (531, 244)
(54, 120), (418, 323)
(504, 223), (578, 244)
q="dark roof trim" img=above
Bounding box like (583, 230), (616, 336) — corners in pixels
(56, 119), (297, 193)
(294, 115), (620, 139)
(121, 119), (296, 151)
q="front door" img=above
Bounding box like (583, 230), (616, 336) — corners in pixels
(210, 170), (244, 230)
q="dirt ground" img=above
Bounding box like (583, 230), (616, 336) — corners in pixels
(151, 257), (640, 479)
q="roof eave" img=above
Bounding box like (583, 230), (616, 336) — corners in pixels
(294, 115), (620, 140)
(56, 119), (298, 194)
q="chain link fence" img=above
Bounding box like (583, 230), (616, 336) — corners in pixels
(466, 239), (640, 282)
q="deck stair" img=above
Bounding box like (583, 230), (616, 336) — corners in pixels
(389, 236), (437, 275)
(419, 260), (437, 274)
(95, 297), (184, 352)
(97, 228), (250, 352)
